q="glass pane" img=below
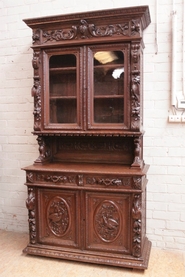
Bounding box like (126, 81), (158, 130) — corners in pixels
(93, 51), (124, 124)
(94, 98), (124, 123)
(50, 99), (77, 123)
(49, 54), (77, 124)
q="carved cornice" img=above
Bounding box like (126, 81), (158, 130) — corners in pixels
(23, 6), (151, 31)
(32, 19), (141, 45)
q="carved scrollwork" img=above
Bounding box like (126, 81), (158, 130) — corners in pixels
(43, 26), (77, 42)
(37, 174), (76, 184)
(41, 19), (139, 43)
(81, 20), (117, 38)
(59, 139), (132, 152)
(34, 136), (51, 164)
(26, 187), (36, 244)
(86, 177), (130, 187)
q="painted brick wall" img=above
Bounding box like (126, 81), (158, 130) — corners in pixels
(0, 0), (185, 251)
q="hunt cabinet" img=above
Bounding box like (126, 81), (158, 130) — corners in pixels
(23, 6), (151, 269)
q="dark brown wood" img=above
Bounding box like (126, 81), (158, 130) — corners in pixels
(22, 6), (151, 270)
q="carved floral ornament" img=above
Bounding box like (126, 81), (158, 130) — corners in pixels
(32, 19), (141, 44)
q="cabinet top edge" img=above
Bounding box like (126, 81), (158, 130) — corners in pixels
(23, 5), (151, 30)
(22, 162), (150, 176)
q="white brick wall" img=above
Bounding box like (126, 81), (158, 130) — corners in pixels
(0, 0), (185, 251)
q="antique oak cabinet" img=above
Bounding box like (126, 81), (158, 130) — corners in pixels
(23, 6), (151, 269)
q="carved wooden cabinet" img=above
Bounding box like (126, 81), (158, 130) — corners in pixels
(23, 6), (151, 269)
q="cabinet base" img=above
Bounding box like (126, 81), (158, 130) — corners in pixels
(23, 237), (151, 270)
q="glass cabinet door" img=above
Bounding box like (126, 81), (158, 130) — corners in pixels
(44, 48), (83, 130)
(87, 44), (129, 130)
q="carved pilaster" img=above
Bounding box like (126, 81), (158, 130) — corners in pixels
(132, 194), (142, 257)
(130, 42), (141, 130)
(34, 136), (51, 164)
(26, 187), (36, 244)
(31, 51), (41, 131)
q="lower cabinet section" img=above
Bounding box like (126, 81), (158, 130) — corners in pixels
(23, 164), (151, 269)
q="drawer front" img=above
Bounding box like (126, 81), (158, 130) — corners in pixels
(26, 171), (144, 191)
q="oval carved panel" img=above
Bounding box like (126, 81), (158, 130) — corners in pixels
(94, 200), (121, 242)
(47, 196), (71, 237)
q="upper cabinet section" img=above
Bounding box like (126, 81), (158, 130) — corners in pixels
(24, 6), (151, 135)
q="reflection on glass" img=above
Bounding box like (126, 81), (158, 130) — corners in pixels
(93, 51), (124, 123)
(49, 54), (77, 124)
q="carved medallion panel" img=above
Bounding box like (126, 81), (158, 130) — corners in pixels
(85, 192), (131, 254)
(47, 196), (71, 237)
(38, 189), (80, 248)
